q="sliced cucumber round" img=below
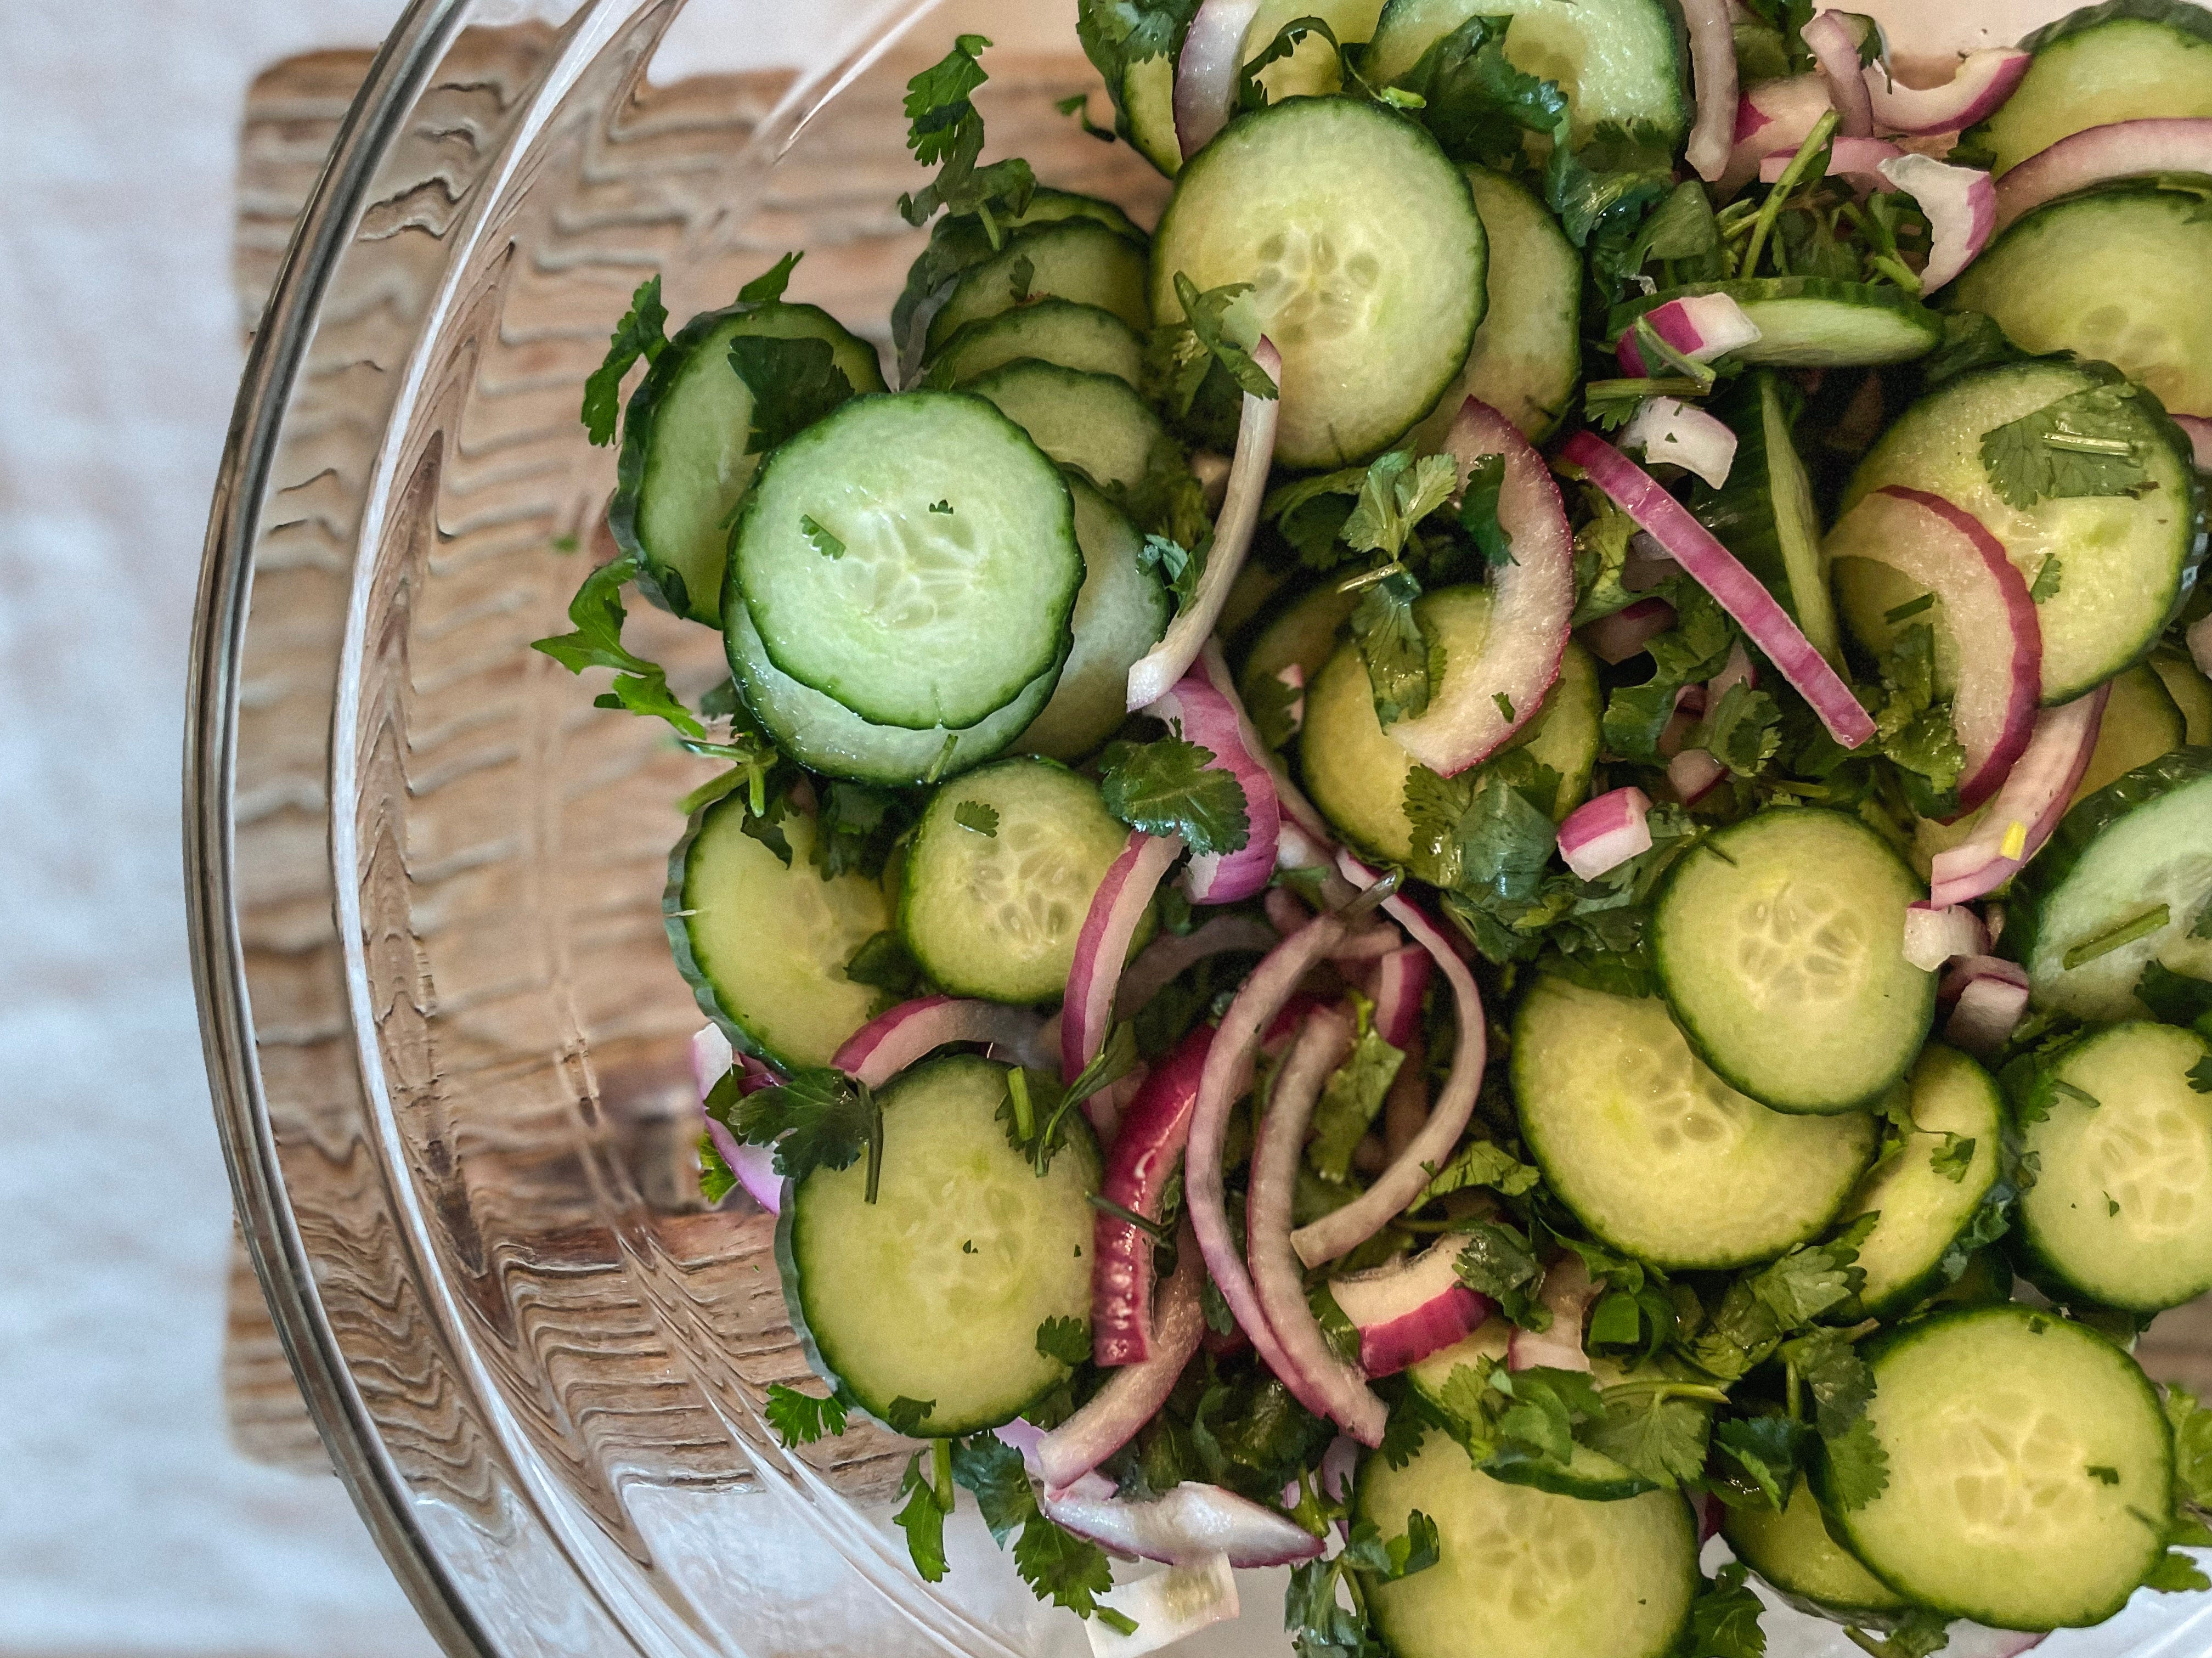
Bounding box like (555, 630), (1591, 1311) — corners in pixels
(900, 758), (1144, 1004)
(1017, 480), (1171, 762)
(1235, 580), (1362, 706)
(2011, 748), (2212, 1020)
(1651, 810), (1936, 1114)
(611, 301), (885, 625)
(1835, 1045), (2005, 1319)
(1120, 51), (1184, 177)
(1723, 1475), (1911, 1628)
(1404, 167), (1581, 449)
(923, 221), (1153, 361)
(1357, 1432), (1698, 1658)
(1362, 0), (1689, 146)
(784, 1054), (1098, 1436)
(1816, 1305), (2174, 1631)
(1614, 280), (1942, 369)
(894, 191), (1148, 368)
(1152, 97), (1486, 469)
(1955, 183), (2212, 418)
(963, 359), (1178, 494)
(1243, 0), (1389, 100)
(1963, 0), (2212, 176)
(1690, 371), (1840, 664)
(1301, 589), (1598, 860)
(2070, 661), (2186, 809)
(731, 392), (1081, 732)
(2152, 645), (2212, 745)
(923, 299), (1146, 391)
(1513, 978), (1878, 1270)
(2016, 1021), (2212, 1313)
(667, 795), (889, 1070)
(1829, 360), (2204, 705)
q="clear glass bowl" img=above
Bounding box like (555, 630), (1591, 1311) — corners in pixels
(186, 2), (2212, 1654)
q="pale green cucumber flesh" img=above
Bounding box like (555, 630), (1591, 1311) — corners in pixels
(1965, 5), (2212, 176)
(1723, 1476), (1909, 1623)
(924, 221), (1153, 360)
(2070, 662), (2186, 808)
(1691, 371), (1840, 663)
(963, 359), (1178, 494)
(1015, 479), (1170, 762)
(923, 300), (1147, 391)
(1615, 280), (1941, 369)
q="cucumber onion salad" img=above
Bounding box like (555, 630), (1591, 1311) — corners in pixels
(535, 2), (2212, 1653)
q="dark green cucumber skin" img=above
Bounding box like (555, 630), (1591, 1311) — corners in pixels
(1608, 279), (1943, 360)
(1075, 0), (1200, 163)
(610, 301), (881, 622)
(1648, 809), (1936, 1114)
(2016, 0), (2212, 51)
(1720, 1502), (1915, 1636)
(1690, 372), (1818, 631)
(2003, 746), (2212, 975)
(1809, 1305), (2174, 1629)
(1483, 1451), (1658, 1503)
(663, 791), (781, 1071)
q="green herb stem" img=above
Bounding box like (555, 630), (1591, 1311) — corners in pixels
(1087, 1191), (1171, 1244)
(1741, 109), (1839, 280)
(2064, 905), (2172, 970)
(864, 1082), (885, 1205)
(930, 1437), (955, 1509)
(1007, 1068), (1036, 1144)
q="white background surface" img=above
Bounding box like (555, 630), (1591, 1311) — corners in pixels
(0, 0), (2141, 1654)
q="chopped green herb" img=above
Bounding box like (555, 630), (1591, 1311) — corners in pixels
(953, 800), (1000, 837)
(930, 499), (953, 514)
(580, 275), (668, 445)
(1883, 593), (1936, 624)
(1099, 732), (1250, 855)
(1980, 381), (2154, 510)
(737, 251), (803, 304)
(764, 1381), (850, 1447)
(1035, 1315), (1092, 1367)
(2030, 554), (2064, 603)
(729, 335), (856, 455)
(2064, 904), (2171, 970)
(799, 514), (845, 559)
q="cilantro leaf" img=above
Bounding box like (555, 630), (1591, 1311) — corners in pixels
(1307, 1008), (1406, 1183)
(1421, 1140), (1542, 1202)
(1341, 1512), (1442, 1581)
(1688, 681), (1784, 779)
(2191, 1057), (2212, 1094)
(844, 929), (922, 996)
(1138, 532), (1205, 611)
(893, 1450), (950, 1580)
(1929, 1133), (1977, 1183)
(1547, 120), (1677, 303)
(2137, 961), (2212, 1026)
(814, 780), (913, 882)
(1714, 1415), (1813, 1509)
(1751, 1222), (1872, 1329)
(1459, 453), (1515, 567)
(1344, 452), (1460, 559)
(723, 1068), (882, 1194)
(2147, 1549), (2212, 1594)
(1351, 568), (1437, 727)
(2030, 553), (2064, 604)
(1391, 14), (1567, 167)
(1035, 1315), (1091, 1367)
(1819, 1412), (1891, 1512)
(2166, 1384), (2212, 1515)
(1013, 1511), (1122, 1623)
(737, 251), (803, 305)
(1173, 272), (1278, 401)
(883, 1396), (938, 1436)
(1099, 733), (1251, 855)
(799, 514), (844, 559)
(532, 553), (704, 737)
(895, 37), (1036, 233)
(904, 35), (992, 162)
(1848, 1608), (1954, 1658)
(1980, 381), (2155, 511)
(580, 275), (667, 445)
(1284, 1554), (1369, 1658)
(764, 1382), (849, 1447)
(949, 1429), (1036, 1544)
(1678, 1561), (1766, 1658)
(1581, 1385), (1712, 1488)
(954, 800), (1000, 837)
(1402, 754), (1561, 934)
(1454, 1221), (1550, 1329)
(728, 334), (855, 455)
(697, 1131), (737, 1205)
(1782, 1326), (1878, 1441)
(1246, 666), (1303, 751)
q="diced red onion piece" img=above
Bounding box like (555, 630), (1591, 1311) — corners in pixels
(1583, 597), (1678, 665)
(1331, 1240), (1492, 1377)
(1759, 133), (1903, 193)
(1661, 685), (1707, 762)
(1669, 747), (1729, 804)
(1507, 1256), (1597, 1373)
(1384, 398), (1574, 776)
(1091, 1028), (1214, 1368)
(1128, 341), (1282, 709)
(1368, 946), (1433, 1052)
(1173, 0), (1262, 159)
(1946, 971), (2032, 1056)
(1928, 686), (2109, 907)
(1681, 0), (1740, 182)
(1994, 118), (2212, 234)
(1248, 1006), (1391, 1442)
(1045, 1481), (1325, 1570)
(1615, 293), (1764, 376)
(1046, 1221), (1206, 1482)
(1558, 787), (1655, 880)
(1294, 856), (1488, 1267)
(2192, 611), (2212, 680)
(1116, 915), (1279, 1022)
(1087, 1553), (1240, 1658)
(1620, 397), (1740, 487)
(1835, 487), (2039, 808)
(1803, 10), (1876, 136)
(1189, 910), (1350, 1383)
(1724, 74), (1835, 196)
(1563, 432), (1876, 748)
(2175, 415), (2212, 473)
(1903, 901), (1990, 972)
(1876, 153), (1995, 289)
(1938, 954), (2029, 1003)
(1143, 661), (1282, 904)
(1864, 48), (2030, 136)
(1063, 834), (1185, 1084)
(832, 995), (1049, 1092)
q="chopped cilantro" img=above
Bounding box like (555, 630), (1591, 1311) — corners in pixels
(718, 1067), (884, 1198)
(1171, 272), (1278, 401)
(729, 334), (855, 454)
(764, 1381), (849, 1447)
(1391, 13), (1567, 166)
(1306, 1000), (1406, 1183)
(1345, 452), (1460, 559)
(1714, 1414), (1813, 1508)
(1350, 567), (1437, 727)
(882, 1395), (938, 1436)
(1929, 1133), (1977, 1183)
(798, 514), (845, 559)
(1035, 1315), (1091, 1367)
(580, 274), (668, 445)
(532, 552), (706, 737)
(1453, 1221), (1550, 1329)
(737, 251), (802, 304)
(893, 1449), (950, 1580)
(1459, 452), (1515, 567)
(1420, 1140), (1542, 1203)
(1677, 1561), (1766, 1658)
(953, 800), (1000, 837)
(895, 36), (1036, 234)
(929, 498), (953, 514)
(2030, 554), (2064, 603)
(1098, 732), (1251, 855)
(2062, 904), (2170, 969)
(2139, 961), (2212, 1025)
(1883, 593), (1935, 623)
(697, 1131), (737, 1205)
(1980, 381), (2154, 510)
(1137, 532), (1205, 611)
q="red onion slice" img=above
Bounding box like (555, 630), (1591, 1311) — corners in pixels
(1903, 901), (1990, 972)
(1116, 914), (1279, 1021)
(1558, 787), (1655, 880)
(1248, 1006), (1391, 1443)
(1330, 1240), (1492, 1377)
(1938, 953), (2029, 1003)
(1173, 0), (1262, 160)
(1506, 1255), (1597, 1374)
(1615, 293), (1764, 375)
(1620, 397), (1740, 487)
(1091, 1028), (1214, 1368)
(1046, 1222), (1207, 1482)
(1089, 1553), (1241, 1658)
(1189, 909), (1351, 1383)
(1143, 663), (1282, 905)
(1759, 134), (1904, 192)
(1832, 487), (2039, 808)
(1582, 597), (1678, 665)
(1947, 971), (2032, 1056)
(1384, 398), (1575, 776)
(693, 1026), (787, 1211)
(1294, 856), (1488, 1267)
(1928, 686), (2110, 907)
(1128, 340), (1282, 710)
(1681, 0), (1740, 182)
(1993, 118), (2212, 234)
(1668, 748), (1729, 804)
(1043, 1480), (1325, 1569)
(832, 995), (1048, 1092)
(1876, 154), (1995, 289)
(2176, 415), (2212, 474)
(1563, 432), (1877, 749)
(1802, 10), (1876, 137)
(1724, 75), (1835, 196)
(1865, 48), (2029, 136)
(1064, 833), (1186, 1083)
(1369, 945), (1433, 1051)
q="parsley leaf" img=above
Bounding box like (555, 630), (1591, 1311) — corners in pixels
(532, 553), (704, 737)
(1035, 1315), (1091, 1367)
(764, 1381), (849, 1447)
(895, 36), (1037, 234)
(1099, 732), (1251, 855)
(737, 251), (803, 305)
(580, 275), (667, 445)
(954, 800), (1000, 837)
(1351, 568), (1438, 727)
(728, 335), (855, 455)
(1980, 380), (2155, 510)
(721, 1068), (883, 1195)
(893, 1449), (950, 1580)
(1307, 1003), (1407, 1183)
(1459, 453), (1515, 567)
(1678, 1561), (1766, 1658)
